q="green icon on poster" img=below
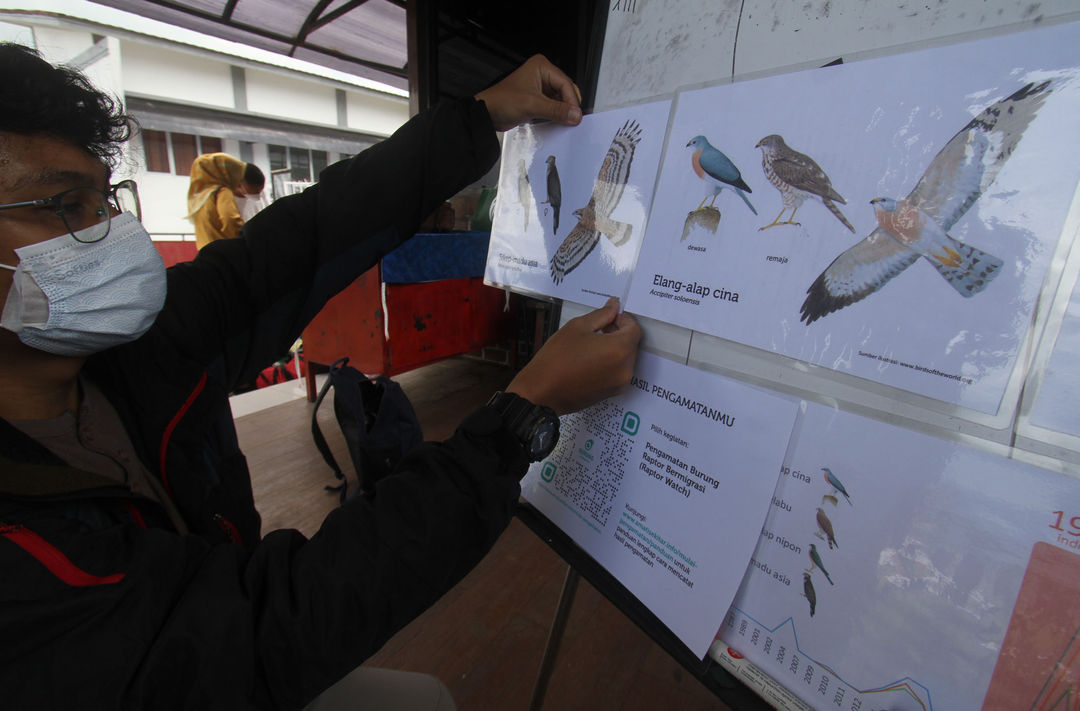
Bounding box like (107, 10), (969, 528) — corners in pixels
(541, 461), (557, 482)
(621, 411), (640, 436)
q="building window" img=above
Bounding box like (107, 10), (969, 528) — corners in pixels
(142, 130), (226, 175)
(269, 144), (288, 172)
(143, 130), (170, 173)
(171, 133), (198, 176)
(200, 136), (223, 154)
(288, 146), (311, 182)
(269, 145), (336, 198)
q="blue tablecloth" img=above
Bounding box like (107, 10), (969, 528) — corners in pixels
(380, 231), (490, 284)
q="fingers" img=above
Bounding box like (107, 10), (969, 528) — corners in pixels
(474, 54), (583, 131)
(534, 56), (582, 125)
(612, 309), (642, 343)
(577, 297), (620, 332)
(505, 300), (642, 415)
(536, 57), (582, 109)
(520, 95), (581, 127)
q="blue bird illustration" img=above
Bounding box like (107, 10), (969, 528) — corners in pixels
(686, 135), (757, 215)
(822, 467), (852, 506)
(808, 543), (834, 585)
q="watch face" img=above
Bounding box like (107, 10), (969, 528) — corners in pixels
(528, 418), (559, 460)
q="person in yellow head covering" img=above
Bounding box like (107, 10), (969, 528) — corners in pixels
(186, 152), (265, 249)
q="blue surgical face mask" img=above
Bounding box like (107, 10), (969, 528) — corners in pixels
(0, 212), (166, 357)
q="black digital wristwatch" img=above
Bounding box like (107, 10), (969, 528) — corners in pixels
(487, 391), (560, 462)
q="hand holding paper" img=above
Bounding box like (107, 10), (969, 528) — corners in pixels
(508, 297), (641, 415)
(475, 54), (583, 131)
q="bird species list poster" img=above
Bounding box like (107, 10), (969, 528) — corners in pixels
(485, 100), (670, 307)
(711, 403), (1080, 710)
(520, 351), (799, 657)
(623, 22), (1080, 415)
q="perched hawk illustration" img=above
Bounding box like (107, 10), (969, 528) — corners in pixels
(800, 81), (1051, 324)
(686, 135), (756, 214)
(756, 134), (854, 233)
(816, 507), (838, 550)
(517, 158), (532, 230)
(543, 155), (562, 235)
(550, 119), (641, 285)
(802, 572), (817, 617)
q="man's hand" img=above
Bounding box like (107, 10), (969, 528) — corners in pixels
(475, 55), (583, 132)
(507, 297), (641, 415)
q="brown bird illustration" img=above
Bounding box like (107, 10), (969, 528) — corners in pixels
(550, 119), (641, 284)
(816, 507), (838, 550)
(756, 134), (854, 233)
(803, 572), (817, 617)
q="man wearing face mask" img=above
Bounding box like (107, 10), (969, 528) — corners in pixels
(187, 152), (267, 250)
(0, 43), (641, 710)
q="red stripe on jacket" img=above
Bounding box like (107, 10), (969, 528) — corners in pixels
(159, 371), (207, 497)
(1, 523), (125, 586)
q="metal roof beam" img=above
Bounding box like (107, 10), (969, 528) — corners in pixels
(135, 0), (407, 77)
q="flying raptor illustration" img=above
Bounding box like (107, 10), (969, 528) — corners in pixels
(686, 135), (756, 215)
(517, 158), (532, 230)
(543, 155), (562, 235)
(816, 507), (838, 549)
(550, 119), (642, 285)
(822, 467), (852, 506)
(756, 134), (854, 233)
(799, 81), (1051, 324)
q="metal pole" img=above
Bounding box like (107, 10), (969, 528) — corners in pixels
(528, 566), (581, 711)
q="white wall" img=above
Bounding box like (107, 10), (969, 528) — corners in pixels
(246, 67), (338, 126)
(0, 18), (35, 46)
(30, 25), (95, 63)
(122, 40), (235, 109)
(346, 90), (409, 137)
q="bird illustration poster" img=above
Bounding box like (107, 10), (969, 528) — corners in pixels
(485, 99), (670, 307)
(624, 22), (1080, 415)
(519, 350), (799, 657)
(712, 402), (1080, 710)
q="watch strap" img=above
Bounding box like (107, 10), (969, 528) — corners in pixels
(487, 391), (558, 461)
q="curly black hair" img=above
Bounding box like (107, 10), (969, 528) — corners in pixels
(0, 42), (134, 170)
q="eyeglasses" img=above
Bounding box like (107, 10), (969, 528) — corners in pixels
(0, 180), (141, 243)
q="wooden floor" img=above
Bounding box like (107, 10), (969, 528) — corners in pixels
(234, 356), (729, 710)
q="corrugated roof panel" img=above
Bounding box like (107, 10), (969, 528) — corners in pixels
(307, 0), (407, 69)
(89, 0), (408, 90)
(230, 0), (311, 36)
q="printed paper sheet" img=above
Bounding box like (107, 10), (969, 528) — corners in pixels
(520, 351), (799, 656)
(624, 23), (1080, 414)
(486, 100), (670, 307)
(713, 403), (1080, 710)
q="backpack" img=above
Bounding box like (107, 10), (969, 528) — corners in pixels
(310, 358), (423, 503)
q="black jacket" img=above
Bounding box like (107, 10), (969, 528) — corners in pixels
(0, 97), (529, 709)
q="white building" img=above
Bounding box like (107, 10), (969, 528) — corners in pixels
(0, 4), (410, 243)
